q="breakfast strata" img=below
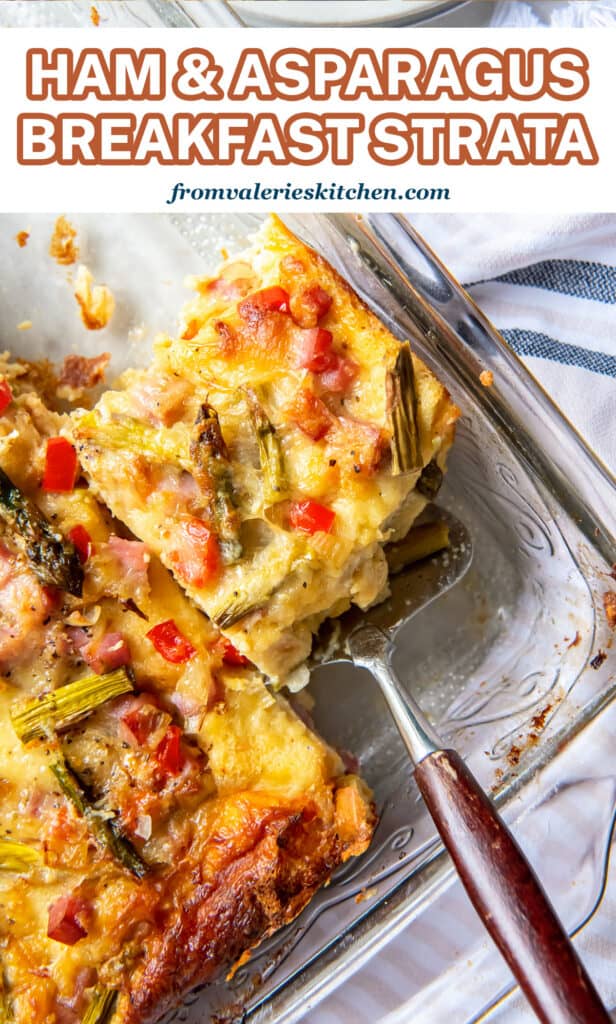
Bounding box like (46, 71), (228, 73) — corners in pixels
(72, 216), (459, 684)
(0, 359), (374, 1024)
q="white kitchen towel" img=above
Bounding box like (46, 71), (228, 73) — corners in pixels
(408, 212), (616, 472)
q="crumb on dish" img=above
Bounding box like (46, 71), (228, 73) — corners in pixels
(603, 591), (616, 630)
(49, 215), (79, 266)
(479, 370), (494, 388)
(15, 230), (29, 248)
(16, 320), (32, 331)
(74, 265), (115, 331)
(90, 4), (100, 25)
(355, 886), (378, 904)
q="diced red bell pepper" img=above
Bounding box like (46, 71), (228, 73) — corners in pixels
(0, 379), (13, 414)
(155, 724), (183, 776)
(67, 524), (93, 563)
(318, 355), (359, 394)
(169, 517), (220, 588)
(290, 284), (333, 328)
(146, 619), (196, 664)
(42, 437), (78, 493)
(288, 388), (333, 442)
(238, 286), (290, 325)
(47, 894), (89, 945)
(288, 499), (336, 535)
(295, 328), (336, 373)
(217, 636), (251, 667)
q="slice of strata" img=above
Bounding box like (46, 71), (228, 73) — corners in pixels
(71, 215), (459, 683)
(0, 360), (374, 1024)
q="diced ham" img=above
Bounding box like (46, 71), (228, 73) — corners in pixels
(330, 417), (387, 475)
(82, 631), (130, 674)
(116, 693), (162, 747)
(58, 966), (97, 1018)
(167, 518), (220, 589)
(213, 319), (237, 357)
(287, 388), (333, 442)
(66, 626), (90, 655)
(290, 284), (333, 328)
(106, 535), (150, 593)
(294, 328), (336, 373)
(128, 372), (190, 427)
(0, 545), (53, 668)
(53, 1002), (79, 1024)
(25, 788), (58, 820)
(339, 748), (361, 774)
(318, 355), (359, 394)
(58, 353), (110, 391)
(47, 894), (90, 945)
(202, 275), (253, 304)
(238, 286), (290, 326)
(196, 263), (256, 306)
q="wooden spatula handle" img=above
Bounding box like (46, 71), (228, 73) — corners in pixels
(414, 749), (609, 1024)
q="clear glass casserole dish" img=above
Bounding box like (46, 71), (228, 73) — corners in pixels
(2, 210), (614, 1023)
(0, 0), (481, 29)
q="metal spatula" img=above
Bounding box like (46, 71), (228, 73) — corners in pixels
(317, 510), (609, 1024)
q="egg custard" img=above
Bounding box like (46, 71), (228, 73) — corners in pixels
(0, 358), (374, 1024)
(72, 216), (459, 684)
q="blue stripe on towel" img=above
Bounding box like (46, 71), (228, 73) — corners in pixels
(466, 259), (616, 304)
(501, 328), (616, 378)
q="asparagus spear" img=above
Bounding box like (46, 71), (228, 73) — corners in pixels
(11, 667), (135, 743)
(81, 987), (118, 1024)
(0, 838), (43, 872)
(389, 343), (422, 475)
(416, 458), (444, 500)
(73, 412), (191, 470)
(212, 592), (270, 629)
(50, 759), (148, 879)
(245, 389), (287, 505)
(0, 467), (83, 596)
(190, 403), (242, 563)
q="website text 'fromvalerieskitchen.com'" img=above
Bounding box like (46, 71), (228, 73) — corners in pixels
(165, 182), (452, 204)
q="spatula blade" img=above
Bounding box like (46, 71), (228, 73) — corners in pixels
(313, 509), (472, 664)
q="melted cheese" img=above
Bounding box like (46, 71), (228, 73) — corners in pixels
(71, 215), (458, 682)
(0, 385), (374, 1023)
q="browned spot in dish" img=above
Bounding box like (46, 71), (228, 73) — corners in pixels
(603, 591), (616, 630)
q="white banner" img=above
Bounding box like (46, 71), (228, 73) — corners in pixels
(0, 27), (613, 212)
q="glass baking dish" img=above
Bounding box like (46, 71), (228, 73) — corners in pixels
(2, 210), (614, 1023)
(0, 0), (486, 29)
